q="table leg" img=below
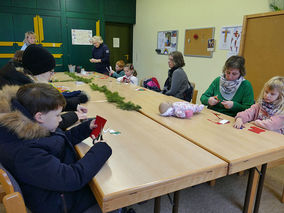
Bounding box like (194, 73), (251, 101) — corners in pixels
(172, 191), (180, 213)
(243, 167), (256, 213)
(154, 196), (161, 213)
(253, 164), (267, 213)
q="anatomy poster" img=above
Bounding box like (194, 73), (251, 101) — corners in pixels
(219, 26), (242, 56)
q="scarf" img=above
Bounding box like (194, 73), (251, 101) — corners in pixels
(259, 100), (279, 116)
(219, 75), (244, 100)
(163, 66), (178, 90)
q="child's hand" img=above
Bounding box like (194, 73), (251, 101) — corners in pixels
(75, 111), (88, 120)
(77, 104), (88, 113)
(89, 119), (98, 129)
(109, 70), (114, 76)
(221, 101), (233, 109)
(234, 118), (244, 129)
(208, 97), (219, 106)
(89, 58), (95, 63)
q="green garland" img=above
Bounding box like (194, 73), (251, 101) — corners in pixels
(65, 72), (93, 84)
(65, 72), (141, 111)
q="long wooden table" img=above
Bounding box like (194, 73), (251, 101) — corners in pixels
(75, 102), (227, 212)
(54, 72), (284, 213)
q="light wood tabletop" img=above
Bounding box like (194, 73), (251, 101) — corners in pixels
(75, 102), (227, 212)
(54, 72), (284, 174)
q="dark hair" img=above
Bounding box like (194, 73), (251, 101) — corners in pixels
(169, 51), (185, 68)
(16, 83), (66, 116)
(222, 56), (246, 76)
(12, 50), (24, 63)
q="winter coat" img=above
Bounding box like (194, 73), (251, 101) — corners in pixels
(0, 85), (112, 213)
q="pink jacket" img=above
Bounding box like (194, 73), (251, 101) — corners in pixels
(235, 104), (284, 134)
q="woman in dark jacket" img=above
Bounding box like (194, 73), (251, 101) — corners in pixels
(89, 36), (110, 75)
(162, 51), (192, 101)
(0, 83), (112, 213)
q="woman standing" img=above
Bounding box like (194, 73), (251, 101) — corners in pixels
(89, 36), (110, 75)
(200, 56), (254, 117)
(162, 51), (192, 101)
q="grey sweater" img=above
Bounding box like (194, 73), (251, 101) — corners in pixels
(163, 67), (189, 99)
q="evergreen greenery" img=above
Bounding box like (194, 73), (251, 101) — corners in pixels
(65, 72), (141, 111)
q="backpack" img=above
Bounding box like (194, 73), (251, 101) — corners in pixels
(143, 77), (161, 92)
(183, 81), (193, 102)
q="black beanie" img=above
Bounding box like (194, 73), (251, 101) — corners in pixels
(22, 44), (55, 75)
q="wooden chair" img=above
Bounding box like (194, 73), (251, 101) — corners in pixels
(189, 82), (198, 104)
(0, 165), (27, 213)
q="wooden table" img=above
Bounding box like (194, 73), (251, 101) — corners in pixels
(75, 102), (227, 213)
(54, 72), (284, 213)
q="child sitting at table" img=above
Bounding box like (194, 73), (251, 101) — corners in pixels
(109, 60), (125, 78)
(159, 101), (204, 118)
(234, 76), (284, 134)
(117, 63), (138, 85)
(0, 83), (112, 213)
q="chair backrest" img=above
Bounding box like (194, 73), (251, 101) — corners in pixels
(192, 90), (198, 104)
(0, 163), (27, 213)
(189, 82), (198, 104)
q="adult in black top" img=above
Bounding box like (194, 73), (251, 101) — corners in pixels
(89, 36), (110, 75)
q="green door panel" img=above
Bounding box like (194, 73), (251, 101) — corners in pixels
(66, 17), (97, 71)
(105, 22), (132, 68)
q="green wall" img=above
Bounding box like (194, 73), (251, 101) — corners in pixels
(0, 0), (136, 71)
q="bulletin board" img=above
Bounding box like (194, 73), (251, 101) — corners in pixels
(239, 11), (284, 97)
(156, 30), (178, 55)
(184, 27), (215, 57)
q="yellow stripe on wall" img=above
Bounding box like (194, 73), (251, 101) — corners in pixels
(0, 53), (63, 58)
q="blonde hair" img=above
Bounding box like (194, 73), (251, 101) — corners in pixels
(89, 36), (103, 44)
(258, 76), (284, 114)
(23, 31), (36, 44)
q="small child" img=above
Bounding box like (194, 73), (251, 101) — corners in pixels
(109, 60), (125, 78)
(234, 76), (284, 134)
(117, 63), (138, 85)
(159, 101), (204, 118)
(21, 31), (37, 50)
(0, 83), (112, 213)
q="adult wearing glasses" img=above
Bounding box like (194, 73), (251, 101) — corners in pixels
(162, 51), (193, 101)
(200, 56), (254, 117)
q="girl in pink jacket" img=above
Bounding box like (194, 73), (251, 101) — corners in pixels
(234, 76), (284, 134)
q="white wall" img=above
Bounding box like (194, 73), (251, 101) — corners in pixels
(133, 0), (270, 103)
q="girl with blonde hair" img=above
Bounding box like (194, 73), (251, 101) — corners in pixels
(234, 76), (284, 134)
(21, 31), (37, 50)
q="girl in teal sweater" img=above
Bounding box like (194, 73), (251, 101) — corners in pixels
(200, 56), (254, 117)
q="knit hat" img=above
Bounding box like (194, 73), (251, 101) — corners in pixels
(22, 44), (55, 75)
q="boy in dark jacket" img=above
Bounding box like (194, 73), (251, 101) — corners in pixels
(0, 83), (112, 213)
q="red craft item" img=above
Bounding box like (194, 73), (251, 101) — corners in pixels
(90, 115), (107, 139)
(193, 34), (199, 39)
(248, 126), (265, 134)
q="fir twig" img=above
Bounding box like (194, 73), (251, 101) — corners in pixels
(65, 72), (141, 111)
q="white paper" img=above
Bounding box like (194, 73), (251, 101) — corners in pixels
(113, 38), (120, 48)
(72, 29), (93, 45)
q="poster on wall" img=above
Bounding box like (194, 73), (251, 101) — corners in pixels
(71, 29), (93, 45)
(219, 26), (242, 57)
(156, 30), (178, 55)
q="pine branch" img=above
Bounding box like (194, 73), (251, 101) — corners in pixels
(65, 72), (141, 111)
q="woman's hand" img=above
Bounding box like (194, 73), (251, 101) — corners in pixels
(221, 101), (233, 109)
(234, 118), (244, 129)
(89, 119), (98, 129)
(89, 58), (101, 63)
(208, 97), (219, 106)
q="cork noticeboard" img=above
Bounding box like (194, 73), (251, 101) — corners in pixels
(239, 11), (284, 97)
(184, 27), (215, 57)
